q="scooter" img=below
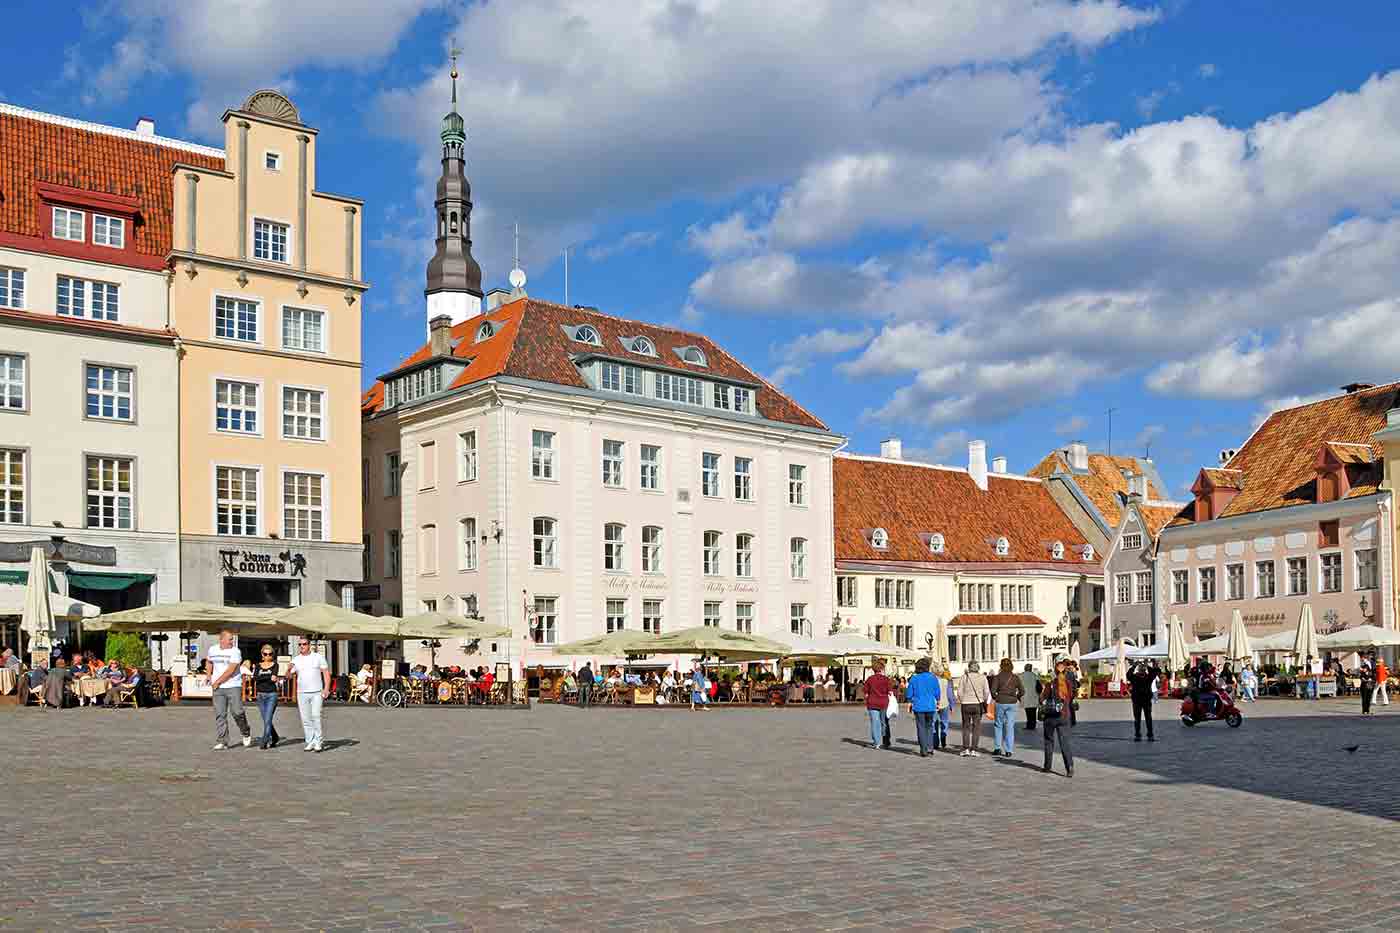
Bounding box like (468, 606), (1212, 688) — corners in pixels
(1180, 688), (1243, 728)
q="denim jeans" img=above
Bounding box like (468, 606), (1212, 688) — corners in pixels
(297, 691), (324, 747)
(936, 708), (951, 747)
(1240, 684), (1256, 702)
(913, 711), (936, 755)
(993, 702), (1016, 753)
(256, 692), (280, 746)
(867, 708), (887, 747)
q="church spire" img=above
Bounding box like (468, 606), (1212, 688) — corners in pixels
(425, 43), (483, 327)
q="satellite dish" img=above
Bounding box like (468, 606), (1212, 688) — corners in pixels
(508, 267), (527, 289)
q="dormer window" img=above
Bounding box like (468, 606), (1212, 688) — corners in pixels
(1051, 541), (1065, 560)
(1080, 544), (1095, 561)
(475, 322), (495, 342)
(630, 336), (656, 356)
(872, 528), (889, 550)
(573, 325), (601, 346)
(928, 533), (945, 555)
(994, 536), (1010, 557)
(679, 346), (707, 366)
(52, 206), (85, 242)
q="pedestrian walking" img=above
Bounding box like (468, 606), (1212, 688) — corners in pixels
(905, 658), (941, 757)
(1041, 659), (1078, 777)
(1019, 663), (1040, 731)
(690, 664), (709, 710)
(990, 658), (1024, 757)
(1376, 658), (1390, 707)
(252, 645), (282, 749)
(1239, 663), (1258, 702)
(1359, 656), (1376, 716)
(1126, 657), (1159, 741)
(208, 629), (252, 750)
(935, 666), (954, 750)
(289, 637), (331, 752)
(577, 662), (593, 707)
(863, 659), (894, 749)
(955, 661), (990, 757)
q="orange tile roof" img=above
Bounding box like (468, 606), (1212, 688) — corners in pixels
(1028, 450), (1171, 530)
(949, 614), (1046, 628)
(1137, 504), (1183, 537)
(1199, 467), (1243, 490)
(1324, 441), (1375, 465)
(362, 298), (827, 430)
(834, 455), (1098, 567)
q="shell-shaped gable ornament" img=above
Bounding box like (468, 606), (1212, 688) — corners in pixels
(242, 90), (302, 124)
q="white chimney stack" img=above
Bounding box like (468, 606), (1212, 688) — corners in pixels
(991, 456), (1008, 475)
(134, 117), (155, 136)
(968, 440), (988, 491)
(880, 437), (902, 460)
(1127, 473), (1146, 498)
(1068, 441), (1089, 471)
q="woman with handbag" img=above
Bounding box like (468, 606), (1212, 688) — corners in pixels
(1041, 658), (1078, 777)
(955, 661), (991, 757)
(863, 659), (894, 750)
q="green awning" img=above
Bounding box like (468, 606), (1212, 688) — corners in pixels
(67, 571), (156, 591)
(0, 569), (60, 590)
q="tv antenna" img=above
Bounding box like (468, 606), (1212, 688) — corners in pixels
(1106, 406), (1118, 456)
(508, 222), (527, 294)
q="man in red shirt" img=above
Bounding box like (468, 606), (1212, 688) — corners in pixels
(864, 659), (894, 750)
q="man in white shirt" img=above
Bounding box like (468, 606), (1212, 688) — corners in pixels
(207, 629), (252, 750)
(289, 637), (332, 752)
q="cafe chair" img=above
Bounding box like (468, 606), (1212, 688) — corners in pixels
(115, 680), (141, 709)
(349, 673), (373, 704)
(405, 678), (428, 705)
(28, 682), (46, 708)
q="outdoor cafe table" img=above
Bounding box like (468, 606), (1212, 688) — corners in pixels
(77, 677), (109, 702)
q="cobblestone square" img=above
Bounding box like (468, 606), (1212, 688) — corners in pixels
(5, 698), (1399, 932)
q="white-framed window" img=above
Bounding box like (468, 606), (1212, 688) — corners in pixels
(215, 465), (259, 536)
(703, 530), (722, 576)
(735, 533), (753, 577)
(253, 218), (289, 263)
(655, 371), (703, 405)
(787, 463), (807, 506)
(681, 346), (706, 366)
(1134, 571), (1151, 604)
(58, 276), (119, 321)
(264, 151), (281, 171)
(1198, 566), (1217, 602)
(1226, 563), (1245, 600)
(0, 353), (26, 410)
(1356, 547), (1378, 590)
(282, 387), (324, 440)
(85, 364), (133, 421)
(0, 449), (23, 524)
(283, 471), (325, 541)
(1255, 560), (1276, 598)
(215, 296), (259, 343)
(52, 206), (84, 241)
(606, 598), (627, 633)
(837, 575), (857, 608)
(1115, 573), (1132, 605)
(385, 451), (401, 497)
(641, 525), (662, 573)
(872, 528), (888, 549)
(533, 517), (558, 568)
(790, 537), (807, 579)
(93, 214), (125, 248)
(735, 601), (754, 634)
(604, 522), (626, 571)
(459, 517), (478, 570)
(733, 456), (753, 501)
(733, 387), (752, 414)
(600, 362), (641, 394)
(630, 336), (655, 355)
(214, 379), (258, 434)
(642, 599), (663, 634)
(0, 267), (24, 309)
(420, 523), (438, 574)
(1051, 540), (1064, 560)
(457, 431), (478, 483)
(1172, 569), (1189, 604)
(1319, 551), (1342, 593)
(640, 444), (661, 490)
(573, 325), (600, 345)
(713, 383), (731, 411)
(532, 597), (557, 645)
(701, 452), (721, 497)
(602, 439), (624, 488)
(386, 530), (401, 579)
(1121, 532), (1143, 551)
(703, 601), (722, 628)
(994, 536), (1010, 557)
(958, 582), (995, 612)
(417, 440), (437, 490)
(85, 456), (133, 530)
(281, 307), (325, 353)
(532, 430), (556, 479)
(1287, 556), (1309, 596)
(790, 602), (808, 637)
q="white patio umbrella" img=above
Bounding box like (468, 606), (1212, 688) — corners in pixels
(19, 547), (56, 655)
(1318, 624), (1400, 650)
(1110, 638), (1129, 685)
(1069, 640), (1081, 664)
(1292, 604), (1320, 662)
(928, 619), (949, 668)
(1167, 615), (1189, 677)
(1225, 609), (1252, 663)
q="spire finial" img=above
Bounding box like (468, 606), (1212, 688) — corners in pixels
(449, 41), (461, 108)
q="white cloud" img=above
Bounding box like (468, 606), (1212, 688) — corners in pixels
(585, 230), (660, 261)
(1198, 63), (1218, 78)
(902, 430), (973, 466)
(686, 212), (764, 260)
(767, 326), (872, 385)
(1055, 414), (1089, 435)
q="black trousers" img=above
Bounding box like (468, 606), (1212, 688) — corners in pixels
(1043, 716), (1073, 773)
(1024, 706), (1037, 730)
(1131, 695), (1154, 738)
(1361, 684), (1373, 714)
(578, 683), (592, 707)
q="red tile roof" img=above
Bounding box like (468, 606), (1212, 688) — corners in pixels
(1137, 504), (1183, 537)
(1199, 467), (1243, 490)
(833, 455), (1099, 569)
(1028, 450), (1175, 530)
(362, 298), (828, 430)
(949, 614), (1045, 628)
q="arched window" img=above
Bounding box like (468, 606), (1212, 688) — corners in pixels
(928, 533), (944, 555)
(995, 536), (1010, 557)
(475, 321), (494, 342)
(574, 325), (600, 345)
(1081, 544), (1095, 561)
(439, 212), (446, 236)
(532, 517), (557, 568)
(630, 336), (656, 356)
(1051, 540), (1065, 560)
(790, 537), (808, 579)
(681, 346), (706, 366)
(872, 527), (889, 549)
(449, 211), (459, 234)
(735, 533), (754, 578)
(702, 530), (721, 576)
(642, 525), (662, 573)
(603, 522), (625, 571)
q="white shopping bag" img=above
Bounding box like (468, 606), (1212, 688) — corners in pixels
(885, 693), (899, 719)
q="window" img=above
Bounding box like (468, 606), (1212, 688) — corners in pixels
(878, 579), (914, 610)
(735, 533), (753, 577)
(701, 531), (722, 576)
(423, 599), (438, 614)
(1256, 560), (1276, 598)
(215, 466), (258, 536)
(790, 602), (808, 637)
(532, 597), (557, 645)
(264, 151), (281, 171)
(385, 451), (401, 497)
(995, 536), (1010, 557)
(732, 387), (752, 414)
(703, 601), (722, 628)
(701, 452), (721, 497)
(253, 219), (289, 263)
(0, 450), (21, 524)
(532, 430), (556, 479)
(475, 322), (494, 342)
(282, 387), (324, 440)
(93, 214), (125, 248)
(1121, 533), (1143, 551)
(604, 523), (626, 571)
(52, 206), (84, 241)
(872, 528), (888, 549)
(733, 457), (753, 500)
(788, 464), (806, 506)
(1135, 571), (1152, 604)
(1115, 573), (1132, 605)
(458, 431), (477, 482)
(713, 383), (731, 411)
(215, 296), (259, 342)
(642, 526), (662, 573)
(533, 517), (558, 568)
(459, 518), (478, 570)
(681, 347), (706, 366)
(58, 276), (119, 321)
(601, 362), (639, 393)
(419, 524), (438, 574)
(0, 267), (24, 309)
(837, 575), (857, 608)
(958, 583), (995, 612)
(1172, 569), (1189, 604)
(606, 598), (627, 633)
(655, 372), (703, 405)
(386, 530), (401, 579)
(573, 325), (600, 345)
(283, 472), (325, 540)
(85, 456), (133, 530)
(85, 364), (133, 421)
(414, 441), (437, 490)
(215, 380), (258, 434)
(1320, 552), (1342, 593)
(1287, 556), (1308, 596)
(281, 307), (325, 352)
(1052, 541), (1065, 560)
(735, 602), (753, 634)
(640, 444), (660, 490)
(1198, 566), (1217, 603)
(1357, 548), (1378, 590)
(642, 599), (663, 634)
(929, 533), (944, 555)
(790, 537), (807, 579)
(1, 354), (25, 410)
(1226, 563), (1245, 600)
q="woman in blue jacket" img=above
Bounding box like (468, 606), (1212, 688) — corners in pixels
(904, 657), (942, 757)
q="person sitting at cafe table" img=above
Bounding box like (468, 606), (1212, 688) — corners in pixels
(2, 647), (19, 673)
(104, 665), (141, 708)
(409, 665), (431, 681)
(44, 657), (74, 708)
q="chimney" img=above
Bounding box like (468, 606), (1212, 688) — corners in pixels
(1127, 473), (1146, 499)
(134, 117), (155, 136)
(1219, 448), (1238, 466)
(968, 440), (988, 491)
(879, 437), (902, 460)
(991, 456), (1008, 475)
(484, 287), (512, 312)
(428, 315), (453, 357)
(1067, 441), (1089, 472)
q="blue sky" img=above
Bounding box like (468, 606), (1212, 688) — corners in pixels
(5, 1), (1400, 497)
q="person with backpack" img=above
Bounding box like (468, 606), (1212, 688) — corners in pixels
(1041, 658), (1078, 777)
(955, 661), (991, 758)
(1126, 657), (1160, 741)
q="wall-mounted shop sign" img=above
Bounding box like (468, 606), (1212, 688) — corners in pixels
(0, 537), (117, 566)
(219, 549), (308, 578)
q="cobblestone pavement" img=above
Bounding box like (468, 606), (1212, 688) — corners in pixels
(4, 696), (1399, 932)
